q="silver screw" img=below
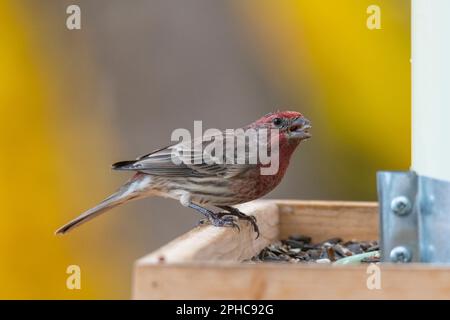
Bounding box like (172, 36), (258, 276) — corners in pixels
(391, 196), (412, 216)
(390, 246), (412, 263)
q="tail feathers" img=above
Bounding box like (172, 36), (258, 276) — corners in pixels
(111, 160), (137, 170)
(55, 175), (149, 235)
(55, 193), (126, 235)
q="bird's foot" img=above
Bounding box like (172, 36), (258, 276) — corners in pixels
(197, 214), (240, 231)
(189, 202), (240, 232)
(217, 207), (260, 239)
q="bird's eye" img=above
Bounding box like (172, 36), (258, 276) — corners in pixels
(272, 117), (283, 127)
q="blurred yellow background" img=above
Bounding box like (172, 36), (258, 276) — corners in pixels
(0, 0), (410, 299)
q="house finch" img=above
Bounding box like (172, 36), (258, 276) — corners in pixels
(55, 111), (311, 238)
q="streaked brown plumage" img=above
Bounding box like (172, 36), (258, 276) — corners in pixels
(55, 111), (311, 237)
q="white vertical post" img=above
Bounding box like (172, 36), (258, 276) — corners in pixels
(412, 0), (450, 182)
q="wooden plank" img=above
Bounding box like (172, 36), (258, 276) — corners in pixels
(276, 200), (378, 242)
(136, 201), (279, 264)
(133, 200), (387, 299)
(133, 263), (450, 299)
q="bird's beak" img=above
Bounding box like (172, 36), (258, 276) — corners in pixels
(288, 117), (312, 140)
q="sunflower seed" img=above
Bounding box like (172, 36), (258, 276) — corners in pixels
(334, 244), (353, 256)
(316, 258), (331, 264)
(347, 243), (363, 254)
(248, 234), (378, 265)
(285, 239), (305, 248)
(288, 234), (312, 243)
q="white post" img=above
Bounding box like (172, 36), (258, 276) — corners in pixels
(412, 0), (450, 182)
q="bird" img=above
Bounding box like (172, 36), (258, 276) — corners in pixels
(55, 111), (311, 238)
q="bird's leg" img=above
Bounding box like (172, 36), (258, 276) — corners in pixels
(188, 203), (239, 231)
(218, 205), (259, 239)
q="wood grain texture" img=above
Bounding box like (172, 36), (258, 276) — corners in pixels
(133, 263), (450, 299)
(136, 201), (279, 264)
(133, 200), (449, 300)
(276, 200), (378, 242)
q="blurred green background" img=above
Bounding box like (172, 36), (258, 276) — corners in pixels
(0, 0), (410, 298)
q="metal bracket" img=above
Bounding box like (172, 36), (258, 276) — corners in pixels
(377, 171), (450, 263)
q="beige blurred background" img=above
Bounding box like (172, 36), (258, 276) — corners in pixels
(0, 0), (410, 298)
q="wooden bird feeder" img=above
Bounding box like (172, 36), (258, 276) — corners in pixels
(132, 1), (450, 299)
(132, 200), (450, 299)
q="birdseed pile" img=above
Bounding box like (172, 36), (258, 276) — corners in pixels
(248, 234), (379, 264)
